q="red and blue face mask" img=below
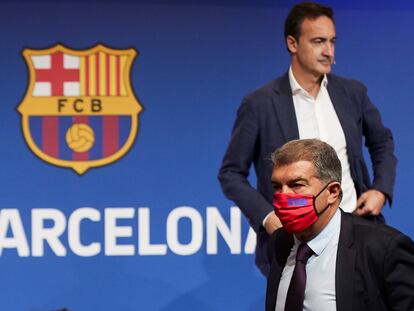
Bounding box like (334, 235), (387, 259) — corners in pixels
(272, 183), (331, 234)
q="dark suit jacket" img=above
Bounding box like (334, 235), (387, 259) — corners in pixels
(218, 72), (397, 275)
(266, 211), (414, 311)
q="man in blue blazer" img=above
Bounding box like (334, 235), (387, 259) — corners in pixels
(218, 2), (397, 276)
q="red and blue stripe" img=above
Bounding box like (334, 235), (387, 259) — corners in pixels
(29, 115), (132, 161)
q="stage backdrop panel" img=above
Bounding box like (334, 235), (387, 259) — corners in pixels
(0, 0), (413, 310)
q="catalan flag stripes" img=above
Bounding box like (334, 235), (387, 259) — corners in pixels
(29, 116), (132, 161)
(80, 53), (127, 97)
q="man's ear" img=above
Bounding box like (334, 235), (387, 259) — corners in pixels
(286, 35), (298, 54)
(327, 182), (341, 204)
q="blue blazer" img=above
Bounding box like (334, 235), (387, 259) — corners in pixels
(218, 73), (397, 275)
(266, 211), (414, 311)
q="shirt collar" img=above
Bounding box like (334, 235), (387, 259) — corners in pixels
(288, 66), (329, 96)
(294, 208), (341, 256)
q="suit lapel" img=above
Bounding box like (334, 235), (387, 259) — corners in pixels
(336, 210), (356, 311)
(272, 73), (300, 142)
(327, 76), (355, 158)
(266, 230), (294, 311)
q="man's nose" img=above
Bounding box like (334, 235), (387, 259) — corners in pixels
(323, 42), (335, 58)
(280, 185), (292, 193)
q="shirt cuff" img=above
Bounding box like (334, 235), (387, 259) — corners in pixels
(262, 211), (275, 227)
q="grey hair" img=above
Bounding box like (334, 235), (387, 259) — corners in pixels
(271, 139), (342, 184)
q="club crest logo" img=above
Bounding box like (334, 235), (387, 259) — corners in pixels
(18, 44), (143, 174)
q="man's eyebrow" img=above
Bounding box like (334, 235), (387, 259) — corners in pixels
(271, 177), (308, 186)
(311, 36), (337, 41)
(311, 37), (327, 41)
(289, 176), (308, 182)
(289, 177), (308, 183)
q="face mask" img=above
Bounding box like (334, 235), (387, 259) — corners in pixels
(272, 183), (331, 234)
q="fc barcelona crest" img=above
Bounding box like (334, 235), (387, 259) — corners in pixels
(18, 44), (143, 174)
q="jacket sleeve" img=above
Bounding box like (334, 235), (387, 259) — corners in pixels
(384, 233), (414, 310)
(218, 98), (274, 232)
(360, 84), (397, 204)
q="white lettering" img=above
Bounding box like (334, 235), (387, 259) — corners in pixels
(32, 208), (66, 256)
(244, 226), (256, 254)
(68, 207), (101, 256)
(104, 208), (134, 256)
(0, 206), (254, 257)
(138, 208), (167, 255)
(0, 209), (30, 256)
(166, 207), (202, 255)
(206, 207), (241, 254)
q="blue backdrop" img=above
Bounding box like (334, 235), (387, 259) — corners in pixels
(0, 0), (413, 310)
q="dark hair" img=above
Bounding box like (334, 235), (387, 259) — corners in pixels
(284, 2), (334, 42)
(271, 139), (342, 184)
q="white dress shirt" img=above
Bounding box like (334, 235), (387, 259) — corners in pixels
(289, 67), (357, 213)
(261, 68), (357, 227)
(275, 209), (341, 311)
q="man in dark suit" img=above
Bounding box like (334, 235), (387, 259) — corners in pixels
(266, 139), (414, 311)
(218, 2), (396, 276)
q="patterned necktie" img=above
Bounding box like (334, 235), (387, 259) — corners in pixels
(284, 243), (314, 311)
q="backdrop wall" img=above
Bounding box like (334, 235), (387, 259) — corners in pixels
(0, 1), (413, 310)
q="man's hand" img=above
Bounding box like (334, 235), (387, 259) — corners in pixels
(264, 212), (283, 235)
(354, 189), (386, 216)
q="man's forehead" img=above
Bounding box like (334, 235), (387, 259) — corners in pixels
(301, 16), (336, 37)
(272, 160), (317, 181)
